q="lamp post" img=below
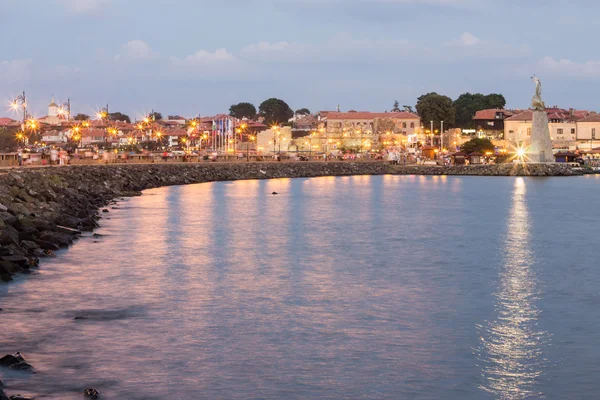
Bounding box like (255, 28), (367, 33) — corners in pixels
(97, 105), (109, 121)
(430, 120), (434, 146)
(247, 134), (255, 161)
(11, 92), (30, 129)
(58, 99), (71, 121)
(440, 121), (444, 153)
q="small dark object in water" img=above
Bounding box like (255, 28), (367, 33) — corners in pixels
(272, 192), (278, 195)
(101, 209), (109, 213)
(83, 388), (100, 399)
(74, 316), (88, 320)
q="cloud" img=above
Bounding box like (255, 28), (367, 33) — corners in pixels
(242, 41), (290, 54)
(182, 49), (236, 64)
(539, 56), (600, 78)
(0, 59), (33, 82)
(115, 40), (158, 61)
(457, 32), (480, 46)
(59, 0), (111, 14)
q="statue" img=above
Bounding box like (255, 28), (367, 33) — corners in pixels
(531, 75), (545, 111)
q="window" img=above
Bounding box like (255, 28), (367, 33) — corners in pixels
(557, 128), (563, 135)
(410, 122), (415, 128)
(571, 128), (576, 134)
(402, 122), (407, 128)
(527, 128), (531, 136)
(593, 128), (596, 140)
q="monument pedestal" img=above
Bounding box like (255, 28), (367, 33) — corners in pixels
(528, 110), (554, 163)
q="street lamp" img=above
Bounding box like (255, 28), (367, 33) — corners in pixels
(57, 99), (71, 120)
(430, 120), (434, 146)
(96, 105), (109, 121)
(11, 92), (32, 133)
(247, 134), (255, 161)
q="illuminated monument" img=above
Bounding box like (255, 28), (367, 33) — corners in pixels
(528, 75), (554, 163)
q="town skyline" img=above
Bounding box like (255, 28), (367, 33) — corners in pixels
(2, 1), (599, 116)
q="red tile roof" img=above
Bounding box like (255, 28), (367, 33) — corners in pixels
(577, 114), (600, 123)
(473, 109), (514, 120)
(325, 111), (419, 120)
(0, 117), (17, 126)
(82, 129), (107, 138)
(505, 110), (534, 121)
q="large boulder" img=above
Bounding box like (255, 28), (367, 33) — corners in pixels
(38, 231), (73, 248)
(0, 226), (19, 246)
(83, 388), (100, 399)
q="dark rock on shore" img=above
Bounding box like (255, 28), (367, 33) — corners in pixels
(0, 162), (581, 282)
(0, 353), (33, 373)
(83, 388), (100, 399)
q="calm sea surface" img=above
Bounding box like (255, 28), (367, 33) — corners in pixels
(2, 175), (600, 399)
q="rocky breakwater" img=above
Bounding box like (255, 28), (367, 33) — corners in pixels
(393, 162), (580, 176)
(0, 161), (580, 282)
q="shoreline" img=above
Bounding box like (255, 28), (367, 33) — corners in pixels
(0, 161), (581, 284)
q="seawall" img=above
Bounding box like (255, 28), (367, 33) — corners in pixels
(0, 161), (579, 282)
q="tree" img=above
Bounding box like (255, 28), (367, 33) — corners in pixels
(109, 112), (131, 123)
(454, 93), (507, 128)
(459, 137), (495, 154)
(415, 92), (455, 129)
(392, 100), (401, 112)
(150, 111), (162, 121)
(295, 108), (310, 116)
(0, 127), (17, 152)
(258, 98), (294, 125)
(485, 93), (506, 109)
(73, 113), (90, 121)
(229, 102), (257, 120)
(375, 118), (397, 134)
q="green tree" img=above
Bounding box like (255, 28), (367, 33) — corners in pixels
(454, 93), (507, 128)
(150, 111), (162, 121)
(73, 113), (90, 121)
(259, 98), (294, 125)
(0, 127), (18, 152)
(295, 108), (310, 116)
(415, 92), (455, 129)
(229, 102), (257, 119)
(392, 100), (401, 112)
(109, 112), (131, 123)
(485, 93), (506, 109)
(459, 137), (495, 154)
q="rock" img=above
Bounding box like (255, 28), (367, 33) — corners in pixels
(0, 256), (29, 269)
(9, 395), (33, 400)
(8, 362), (34, 372)
(0, 226), (19, 246)
(20, 241), (40, 251)
(101, 209), (109, 213)
(38, 232), (73, 248)
(0, 390), (8, 400)
(272, 192), (278, 195)
(83, 388), (100, 399)
(33, 240), (59, 251)
(0, 353), (24, 368)
(0, 261), (23, 275)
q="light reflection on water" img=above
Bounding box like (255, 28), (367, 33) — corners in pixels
(478, 178), (549, 399)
